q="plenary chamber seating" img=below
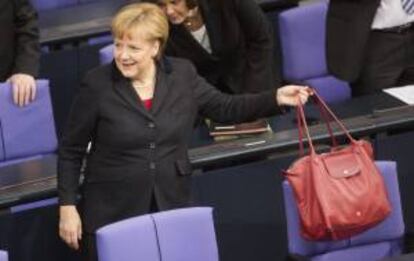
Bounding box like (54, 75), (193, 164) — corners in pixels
(96, 207), (219, 261)
(282, 161), (405, 261)
(0, 80), (57, 165)
(0, 251), (7, 261)
(30, 0), (77, 11)
(0, 80), (58, 213)
(99, 44), (114, 65)
(278, 1), (351, 104)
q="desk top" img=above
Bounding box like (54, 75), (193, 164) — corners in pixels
(39, 0), (298, 45)
(0, 93), (412, 209)
(39, 0), (126, 45)
(0, 154), (56, 209)
(189, 93), (409, 167)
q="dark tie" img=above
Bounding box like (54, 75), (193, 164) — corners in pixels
(402, 0), (414, 15)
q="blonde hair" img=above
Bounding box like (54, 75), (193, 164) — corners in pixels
(111, 3), (169, 59)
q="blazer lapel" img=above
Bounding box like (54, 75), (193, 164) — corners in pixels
(171, 24), (211, 58)
(111, 63), (153, 119)
(199, 0), (222, 55)
(151, 58), (172, 114)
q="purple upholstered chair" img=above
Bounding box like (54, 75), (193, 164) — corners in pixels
(99, 44), (114, 65)
(151, 207), (219, 261)
(0, 80), (57, 164)
(96, 207), (219, 261)
(88, 34), (113, 46)
(282, 161), (405, 261)
(30, 0), (77, 11)
(278, 1), (351, 104)
(0, 128), (4, 162)
(96, 214), (160, 261)
(0, 251), (8, 261)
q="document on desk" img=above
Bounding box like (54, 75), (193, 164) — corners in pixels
(383, 85), (414, 105)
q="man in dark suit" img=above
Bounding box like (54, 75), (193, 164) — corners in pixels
(0, 0), (40, 106)
(328, 1), (414, 252)
(326, 0), (414, 96)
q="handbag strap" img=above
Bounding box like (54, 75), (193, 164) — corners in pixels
(312, 91), (355, 142)
(297, 98), (316, 155)
(297, 103), (305, 155)
(297, 96), (337, 155)
(313, 96), (339, 148)
(296, 90), (356, 156)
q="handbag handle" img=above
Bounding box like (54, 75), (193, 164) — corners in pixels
(297, 98), (316, 155)
(313, 96), (339, 148)
(297, 93), (340, 155)
(296, 90), (356, 156)
(312, 91), (356, 142)
(297, 98), (338, 155)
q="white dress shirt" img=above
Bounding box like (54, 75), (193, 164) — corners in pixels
(372, 0), (414, 29)
(190, 25), (212, 53)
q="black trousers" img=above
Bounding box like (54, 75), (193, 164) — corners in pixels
(351, 27), (414, 96)
(80, 193), (160, 261)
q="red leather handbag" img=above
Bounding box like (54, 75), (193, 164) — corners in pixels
(283, 92), (391, 240)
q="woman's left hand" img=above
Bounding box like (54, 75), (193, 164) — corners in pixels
(276, 85), (312, 107)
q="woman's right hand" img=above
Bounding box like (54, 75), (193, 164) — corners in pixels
(276, 85), (312, 107)
(59, 205), (82, 250)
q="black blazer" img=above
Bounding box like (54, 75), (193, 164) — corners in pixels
(58, 57), (281, 232)
(165, 0), (278, 94)
(326, 0), (381, 82)
(0, 0), (40, 81)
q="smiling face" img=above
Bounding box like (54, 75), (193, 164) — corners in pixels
(157, 0), (190, 25)
(111, 3), (168, 80)
(114, 31), (160, 80)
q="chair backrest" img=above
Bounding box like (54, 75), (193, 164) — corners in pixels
(0, 80), (57, 161)
(0, 250), (7, 261)
(278, 1), (351, 103)
(96, 207), (218, 261)
(99, 44), (114, 65)
(0, 123), (4, 162)
(30, 0), (77, 11)
(282, 161), (405, 260)
(279, 1), (328, 81)
(87, 34), (113, 46)
(96, 214), (160, 261)
(152, 207), (219, 261)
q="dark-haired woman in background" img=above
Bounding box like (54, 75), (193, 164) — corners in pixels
(151, 0), (279, 95)
(148, 0), (279, 131)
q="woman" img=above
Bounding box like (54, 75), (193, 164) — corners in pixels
(58, 3), (310, 260)
(148, 0), (279, 132)
(150, 0), (278, 94)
